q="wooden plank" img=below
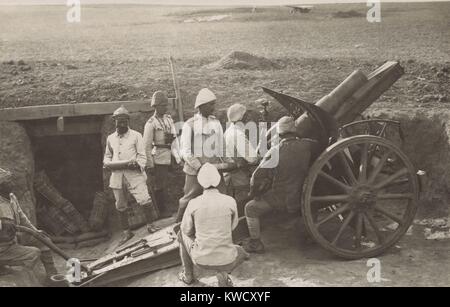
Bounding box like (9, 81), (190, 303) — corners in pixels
(0, 100), (152, 121)
(27, 116), (103, 137)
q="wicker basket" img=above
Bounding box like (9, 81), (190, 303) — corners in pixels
(34, 171), (90, 233)
(88, 191), (110, 231)
(127, 201), (147, 230)
(0, 168), (12, 187)
(37, 204), (80, 236)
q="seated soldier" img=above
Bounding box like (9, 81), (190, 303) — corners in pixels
(243, 116), (315, 254)
(0, 169), (58, 283)
(178, 163), (249, 287)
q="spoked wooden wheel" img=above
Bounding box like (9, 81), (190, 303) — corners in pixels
(302, 135), (419, 259)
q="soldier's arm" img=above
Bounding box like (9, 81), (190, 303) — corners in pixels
(180, 203), (195, 238)
(235, 129), (259, 165)
(103, 137), (113, 165)
(10, 194), (37, 231)
(143, 122), (155, 169)
(230, 199), (239, 230)
(180, 122), (202, 171)
(168, 117), (182, 164)
(135, 132), (147, 171)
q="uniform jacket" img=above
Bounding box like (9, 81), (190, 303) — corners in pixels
(103, 129), (147, 190)
(143, 113), (179, 168)
(224, 123), (259, 187)
(179, 113), (226, 176)
(181, 188), (239, 266)
(251, 137), (315, 212)
(0, 195), (36, 247)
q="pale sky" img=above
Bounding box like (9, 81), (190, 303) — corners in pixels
(0, 0), (448, 5)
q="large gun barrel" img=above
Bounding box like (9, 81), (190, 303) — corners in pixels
(265, 61), (404, 137)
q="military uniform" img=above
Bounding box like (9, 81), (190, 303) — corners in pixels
(176, 88), (227, 222)
(0, 194), (57, 277)
(243, 116), (316, 253)
(104, 106), (160, 246)
(143, 113), (178, 215)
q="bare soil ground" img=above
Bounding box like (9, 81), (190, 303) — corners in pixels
(0, 3), (449, 287)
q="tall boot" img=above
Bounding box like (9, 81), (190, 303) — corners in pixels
(175, 205), (186, 223)
(243, 217), (265, 254)
(156, 190), (171, 218)
(143, 202), (160, 233)
(40, 249), (58, 278)
(40, 249), (58, 276)
(118, 209), (134, 246)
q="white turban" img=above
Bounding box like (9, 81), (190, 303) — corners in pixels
(195, 88), (217, 108)
(197, 163), (221, 189)
(227, 103), (247, 122)
(277, 116), (297, 134)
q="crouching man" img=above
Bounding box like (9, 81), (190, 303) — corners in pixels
(243, 116), (314, 253)
(104, 106), (160, 246)
(178, 163), (249, 287)
(0, 190), (58, 283)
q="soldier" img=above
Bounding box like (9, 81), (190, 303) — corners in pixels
(176, 88), (227, 222)
(224, 103), (259, 215)
(178, 163), (249, 287)
(104, 106), (160, 246)
(243, 116), (315, 253)
(143, 91), (179, 218)
(0, 169), (58, 284)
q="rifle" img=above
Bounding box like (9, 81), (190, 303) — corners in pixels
(168, 55), (184, 122)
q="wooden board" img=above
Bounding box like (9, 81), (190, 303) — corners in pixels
(27, 116), (104, 137)
(0, 101), (153, 121)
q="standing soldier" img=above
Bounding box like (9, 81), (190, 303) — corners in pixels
(104, 106), (160, 246)
(224, 103), (259, 215)
(143, 91), (178, 218)
(176, 88), (227, 222)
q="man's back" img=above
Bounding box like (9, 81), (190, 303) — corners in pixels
(181, 189), (238, 266)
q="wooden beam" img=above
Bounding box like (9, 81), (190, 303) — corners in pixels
(27, 116), (103, 137)
(0, 100), (152, 121)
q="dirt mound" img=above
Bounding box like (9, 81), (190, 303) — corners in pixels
(332, 10), (364, 18)
(207, 51), (281, 70)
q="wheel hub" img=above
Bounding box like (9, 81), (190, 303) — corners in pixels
(349, 185), (377, 210)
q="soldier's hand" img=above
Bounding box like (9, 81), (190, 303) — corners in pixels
(37, 229), (51, 239)
(128, 160), (139, 170)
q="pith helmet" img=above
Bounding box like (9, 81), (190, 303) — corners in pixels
(112, 105), (130, 119)
(227, 103), (247, 122)
(195, 88), (216, 109)
(151, 91), (168, 107)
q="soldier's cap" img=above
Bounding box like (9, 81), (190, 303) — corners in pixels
(277, 116), (297, 134)
(151, 91), (168, 107)
(227, 103), (247, 122)
(112, 105), (130, 119)
(197, 163), (221, 189)
(195, 88), (216, 109)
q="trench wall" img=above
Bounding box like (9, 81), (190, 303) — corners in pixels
(1, 106), (449, 225)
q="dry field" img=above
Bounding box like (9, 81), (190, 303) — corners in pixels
(0, 3), (449, 111)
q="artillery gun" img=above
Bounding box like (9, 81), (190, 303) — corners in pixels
(261, 61), (422, 259)
(11, 61), (421, 286)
